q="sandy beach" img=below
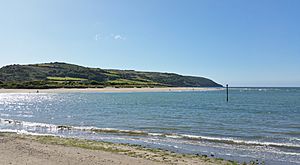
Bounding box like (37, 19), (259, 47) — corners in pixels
(0, 87), (223, 94)
(0, 133), (234, 165)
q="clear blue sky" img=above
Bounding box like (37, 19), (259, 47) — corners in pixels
(0, 0), (299, 87)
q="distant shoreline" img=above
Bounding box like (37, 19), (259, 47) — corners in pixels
(0, 87), (224, 93)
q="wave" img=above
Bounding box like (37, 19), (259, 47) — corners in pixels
(0, 118), (57, 128)
(178, 134), (300, 149)
(0, 128), (57, 137)
(1, 118), (300, 150)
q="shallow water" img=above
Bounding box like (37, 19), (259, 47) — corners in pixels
(0, 88), (299, 164)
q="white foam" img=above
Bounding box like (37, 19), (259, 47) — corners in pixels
(165, 134), (181, 139)
(0, 129), (18, 133)
(1, 118), (299, 149)
(148, 133), (163, 136)
(170, 134), (300, 149)
(0, 129), (56, 137)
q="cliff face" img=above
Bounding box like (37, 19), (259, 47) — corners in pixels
(0, 62), (222, 88)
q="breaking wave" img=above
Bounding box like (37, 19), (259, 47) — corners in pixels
(1, 118), (299, 151)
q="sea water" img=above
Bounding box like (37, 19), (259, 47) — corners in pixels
(0, 88), (299, 164)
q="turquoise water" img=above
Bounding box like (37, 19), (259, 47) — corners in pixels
(0, 88), (299, 164)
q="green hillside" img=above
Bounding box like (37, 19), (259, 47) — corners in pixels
(0, 62), (222, 89)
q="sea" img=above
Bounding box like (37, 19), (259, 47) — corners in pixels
(0, 87), (299, 165)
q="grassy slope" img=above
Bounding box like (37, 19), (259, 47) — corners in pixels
(47, 77), (88, 81)
(0, 62), (222, 88)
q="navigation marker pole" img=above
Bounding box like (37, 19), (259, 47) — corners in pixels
(226, 84), (229, 102)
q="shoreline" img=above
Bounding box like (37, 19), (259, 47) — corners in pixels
(0, 87), (223, 94)
(0, 132), (237, 165)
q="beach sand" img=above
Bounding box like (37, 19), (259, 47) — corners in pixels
(0, 87), (223, 94)
(0, 133), (234, 165)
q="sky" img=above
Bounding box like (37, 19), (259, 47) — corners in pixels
(0, 0), (299, 87)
